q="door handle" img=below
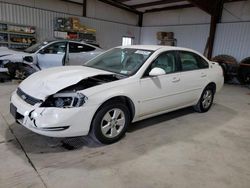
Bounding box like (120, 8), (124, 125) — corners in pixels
(172, 77), (180, 83)
(201, 73), (207, 78)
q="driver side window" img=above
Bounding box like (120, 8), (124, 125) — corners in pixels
(42, 42), (66, 54)
(145, 52), (177, 76)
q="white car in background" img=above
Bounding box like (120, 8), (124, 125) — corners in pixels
(10, 45), (224, 144)
(0, 40), (103, 79)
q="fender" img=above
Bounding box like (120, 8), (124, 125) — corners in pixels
(21, 61), (40, 71)
(5, 61), (40, 72)
(91, 91), (138, 122)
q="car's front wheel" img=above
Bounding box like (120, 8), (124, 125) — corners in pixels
(194, 87), (214, 113)
(15, 65), (35, 80)
(90, 102), (130, 144)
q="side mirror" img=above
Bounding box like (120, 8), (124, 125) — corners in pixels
(23, 56), (33, 63)
(149, 67), (166, 77)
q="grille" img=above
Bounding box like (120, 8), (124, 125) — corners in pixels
(16, 88), (43, 105)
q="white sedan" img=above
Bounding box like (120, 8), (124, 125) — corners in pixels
(0, 40), (103, 79)
(10, 45), (224, 144)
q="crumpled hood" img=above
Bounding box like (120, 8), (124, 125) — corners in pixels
(0, 51), (30, 61)
(0, 47), (17, 56)
(19, 66), (112, 100)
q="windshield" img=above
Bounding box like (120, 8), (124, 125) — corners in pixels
(24, 41), (50, 53)
(84, 48), (153, 76)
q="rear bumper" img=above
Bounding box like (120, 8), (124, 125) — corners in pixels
(10, 91), (97, 137)
(217, 75), (224, 92)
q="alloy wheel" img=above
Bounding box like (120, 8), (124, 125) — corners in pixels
(101, 108), (126, 138)
(202, 90), (213, 109)
(15, 69), (26, 80)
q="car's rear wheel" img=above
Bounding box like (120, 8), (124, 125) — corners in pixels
(90, 102), (130, 144)
(194, 87), (214, 113)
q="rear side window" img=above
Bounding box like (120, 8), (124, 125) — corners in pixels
(196, 55), (209, 69)
(69, 43), (95, 53)
(179, 51), (209, 71)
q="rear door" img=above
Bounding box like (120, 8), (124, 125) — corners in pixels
(177, 50), (209, 104)
(68, 42), (97, 65)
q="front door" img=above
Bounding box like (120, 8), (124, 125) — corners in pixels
(138, 51), (183, 117)
(37, 42), (67, 69)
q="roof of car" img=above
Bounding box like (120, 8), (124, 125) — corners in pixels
(45, 39), (101, 49)
(118, 45), (198, 52)
(47, 39), (84, 43)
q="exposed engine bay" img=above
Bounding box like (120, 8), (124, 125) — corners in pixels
(59, 74), (124, 93)
(40, 74), (124, 108)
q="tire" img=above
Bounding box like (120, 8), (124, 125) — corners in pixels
(90, 102), (130, 144)
(212, 55), (238, 81)
(4, 63), (16, 78)
(193, 86), (215, 113)
(238, 67), (247, 84)
(238, 57), (250, 84)
(240, 57), (250, 64)
(219, 63), (227, 77)
(238, 72), (250, 84)
(15, 65), (36, 80)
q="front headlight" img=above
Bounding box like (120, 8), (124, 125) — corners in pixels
(41, 92), (88, 108)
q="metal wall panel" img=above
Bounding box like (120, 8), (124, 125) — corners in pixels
(213, 22), (250, 61)
(143, 7), (210, 26)
(0, 2), (140, 49)
(77, 16), (140, 49)
(141, 22), (250, 61)
(140, 24), (210, 54)
(87, 0), (138, 25)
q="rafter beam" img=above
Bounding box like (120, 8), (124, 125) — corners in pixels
(132, 0), (186, 9)
(61, 0), (84, 6)
(145, 4), (194, 13)
(115, 0), (130, 2)
(187, 0), (215, 15)
(97, 0), (140, 14)
(225, 0), (246, 2)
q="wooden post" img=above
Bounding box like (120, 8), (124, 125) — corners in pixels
(83, 0), (87, 17)
(138, 13), (143, 27)
(207, 16), (217, 59)
(207, 0), (224, 59)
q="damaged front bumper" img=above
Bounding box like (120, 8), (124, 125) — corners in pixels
(0, 60), (8, 73)
(10, 91), (97, 137)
